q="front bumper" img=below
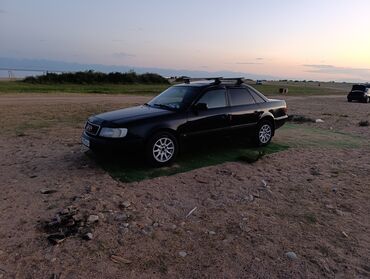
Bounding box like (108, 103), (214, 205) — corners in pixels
(81, 131), (143, 152)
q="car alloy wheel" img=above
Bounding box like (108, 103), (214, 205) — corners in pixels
(258, 124), (272, 144)
(152, 136), (175, 163)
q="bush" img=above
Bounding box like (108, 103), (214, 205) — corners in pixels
(23, 70), (169, 85)
(359, 120), (369, 127)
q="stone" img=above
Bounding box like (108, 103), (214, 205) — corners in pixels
(179, 251), (187, 257)
(286, 251), (298, 260)
(122, 201), (131, 208)
(208, 231), (216, 235)
(84, 233), (93, 240)
(40, 189), (58, 194)
(119, 227), (129, 235)
(98, 213), (105, 221)
(114, 213), (128, 222)
(87, 215), (99, 223)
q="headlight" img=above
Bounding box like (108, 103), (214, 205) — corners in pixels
(99, 127), (128, 138)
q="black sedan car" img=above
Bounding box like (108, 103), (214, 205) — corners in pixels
(347, 84), (370, 103)
(82, 78), (288, 166)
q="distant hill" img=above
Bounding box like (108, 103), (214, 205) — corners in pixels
(0, 57), (276, 80)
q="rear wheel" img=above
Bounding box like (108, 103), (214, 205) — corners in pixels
(255, 120), (274, 146)
(146, 132), (178, 167)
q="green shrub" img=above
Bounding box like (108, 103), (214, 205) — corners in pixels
(23, 70), (169, 85)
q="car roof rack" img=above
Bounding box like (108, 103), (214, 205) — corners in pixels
(220, 77), (245, 85)
(184, 77), (244, 85)
(184, 77), (222, 84)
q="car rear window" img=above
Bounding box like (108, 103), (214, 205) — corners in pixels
(352, 85), (366, 91)
(228, 88), (256, 106)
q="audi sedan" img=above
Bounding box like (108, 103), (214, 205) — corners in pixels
(82, 78), (288, 166)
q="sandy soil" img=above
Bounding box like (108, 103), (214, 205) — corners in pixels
(0, 93), (369, 279)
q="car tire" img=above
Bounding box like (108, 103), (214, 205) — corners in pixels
(146, 132), (178, 167)
(255, 120), (274, 147)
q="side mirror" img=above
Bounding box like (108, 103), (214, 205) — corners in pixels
(194, 103), (208, 111)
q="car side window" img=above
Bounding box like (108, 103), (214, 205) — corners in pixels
(197, 89), (227, 109)
(248, 88), (266, 103)
(228, 88), (256, 106)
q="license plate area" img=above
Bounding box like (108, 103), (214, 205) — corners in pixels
(81, 137), (90, 148)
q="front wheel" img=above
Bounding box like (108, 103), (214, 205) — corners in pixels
(146, 132), (178, 167)
(255, 121), (274, 146)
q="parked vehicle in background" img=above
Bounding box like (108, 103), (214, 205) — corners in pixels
(82, 78), (288, 166)
(347, 84), (370, 103)
(256, 80), (263, 85)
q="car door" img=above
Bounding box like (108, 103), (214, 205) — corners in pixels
(183, 87), (230, 137)
(227, 87), (261, 131)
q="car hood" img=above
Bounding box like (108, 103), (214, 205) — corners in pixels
(92, 105), (174, 125)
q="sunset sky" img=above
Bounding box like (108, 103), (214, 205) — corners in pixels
(1, 0), (370, 81)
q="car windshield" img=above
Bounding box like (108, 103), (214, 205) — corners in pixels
(147, 86), (199, 110)
(352, 85), (366, 91)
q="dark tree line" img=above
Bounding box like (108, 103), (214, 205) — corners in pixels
(23, 70), (169, 84)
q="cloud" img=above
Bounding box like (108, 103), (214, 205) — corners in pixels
(304, 64), (370, 79)
(113, 52), (135, 58)
(256, 57), (264, 61)
(236, 62), (263, 65)
(0, 9), (6, 14)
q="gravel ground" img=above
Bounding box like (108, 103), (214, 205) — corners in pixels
(0, 93), (369, 279)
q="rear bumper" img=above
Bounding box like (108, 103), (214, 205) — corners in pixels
(275, 115), (288, 129)
(81, 132), (143, 152)
(347, 94), (366, 101)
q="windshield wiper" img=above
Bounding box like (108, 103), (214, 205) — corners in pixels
(152, 103), (175, 110)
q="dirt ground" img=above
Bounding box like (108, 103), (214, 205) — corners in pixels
(0, 93), (369, 279)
